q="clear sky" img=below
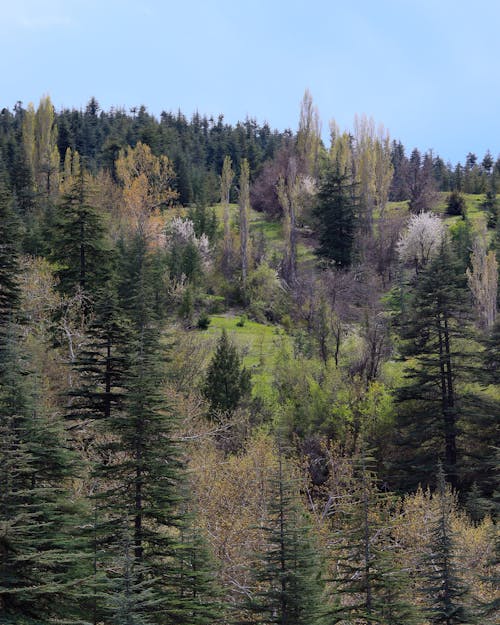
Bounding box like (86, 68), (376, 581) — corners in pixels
(2, 0), (499, 164)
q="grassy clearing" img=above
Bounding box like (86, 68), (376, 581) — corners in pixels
(203, 313), (287, 370)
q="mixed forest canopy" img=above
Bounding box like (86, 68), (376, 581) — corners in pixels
(0, 91), (498, 624)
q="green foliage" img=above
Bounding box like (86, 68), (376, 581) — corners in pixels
(188, 201), (218, 242)
(51, 172), (112, 297)
(420, 465), (472, 624)
(446, 190), (466, 217)
(393, 242), (470, 490)
(242, 446), (323, 625)
(0, 342), (88, 624)
(197, 311), (211, 329)
(203, 329), (251, 414)
(0, 181), (20, 345)
(314, 163), (358, 267)
(326, 450), (418, 625)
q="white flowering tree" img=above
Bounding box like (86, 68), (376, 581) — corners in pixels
(397, 211), (445, 273)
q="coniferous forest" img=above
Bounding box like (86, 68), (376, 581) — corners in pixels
(0, 93), (498, 624)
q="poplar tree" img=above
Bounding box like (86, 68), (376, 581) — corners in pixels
(277, 157), (300, 285)
(239, 158), (251, 290)
(221, 155), (234, 276)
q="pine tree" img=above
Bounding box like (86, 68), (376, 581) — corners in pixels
(394, 242), (470, 491)
(168, 519), (224, 625)
(0, 317), (88, 623)
(97, 230), (221, 624)
(0, 180), (20, 352)
(314, 162), (358, 267)
(326, 450), (418, 625)
(420, 464), (472, 625)
(203, 329), (251, 415)
(66, 287), (131, 625)
(243, 444), (323, 625)
(51, 169), (111, 297)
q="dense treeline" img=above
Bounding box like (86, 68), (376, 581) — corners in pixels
(0, 92), (498, 624)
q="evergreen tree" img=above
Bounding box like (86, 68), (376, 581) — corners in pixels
(420, 464), (472, 625)
(393, 242), (470, 490)
(0, 180), (20, 350)
(0, 319), (88, 623)
(314, 162), (358, 268)
(51, 170), (111, 297)
(326, 450), (418, 625)
(66, 287), (131, 625)
(243, 444), (323, 625)
(99, 230), (221, 624)
(203, 329), (251, 415)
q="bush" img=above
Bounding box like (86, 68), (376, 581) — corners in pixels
(236, 314), (247, 327)
(446, 190), (466, 217)
(197, 312), (211, 330)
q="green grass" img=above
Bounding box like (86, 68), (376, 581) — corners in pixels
(199, 313), (291, 399)
(204, 313), (287, 370)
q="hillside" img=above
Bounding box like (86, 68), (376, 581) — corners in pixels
(0, 95), (498, 625)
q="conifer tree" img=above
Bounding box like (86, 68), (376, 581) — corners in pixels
(203, 329), (251, 415)
(98, 230), (221, 624)
(243, 443), (323, 625)
(326, 450), (418, 625)
(0, 270), (88, 623)
(51, 169), (111, 297)
(394, 242), (469, 490)
(0, 180), (20, 349)
(420, 464), (472, 625)
(314, 162), (358, 267)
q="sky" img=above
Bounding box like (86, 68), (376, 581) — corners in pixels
(2, 0), (500, 164)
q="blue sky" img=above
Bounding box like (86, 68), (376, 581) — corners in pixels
(2, 0), (499, 163)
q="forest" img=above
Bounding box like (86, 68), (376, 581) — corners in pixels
(0, 91), (498, 625)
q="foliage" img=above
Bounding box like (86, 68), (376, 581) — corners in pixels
(446, 190), (467, 217)
(203, 329), (251, 415)
(314, 162), (358, 267)
(397, 210), (445, 272)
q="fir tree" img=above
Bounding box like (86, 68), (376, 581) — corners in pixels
(98, 230), (221, 624)
(0, 180), (20, 350)
(420, 464), (472, 625)
(203, 329), (251, 415)
(394, 242), (469, 490)
(51, 169), (111, 297)
(314, 162), (358, 268)
(326, 449), (418, 625)
(0, 334), (89, 623)
(243, 443), (323, 625)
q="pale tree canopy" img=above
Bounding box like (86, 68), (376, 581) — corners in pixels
(397, 211), (445, 271)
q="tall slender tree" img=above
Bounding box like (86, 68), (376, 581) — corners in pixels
(314, 161), (358, 268)
(239, 158), (251, 291)
(394, 242), (469, 490)
(243, 443), (323, 625)
(420, 464), (472, 625)
(221, 155), (234, 276)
